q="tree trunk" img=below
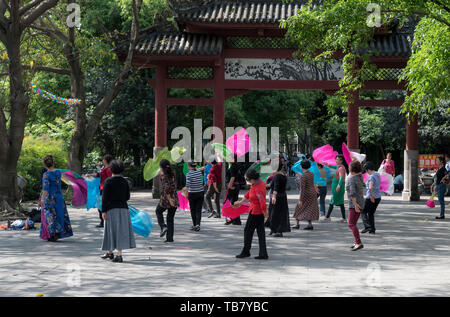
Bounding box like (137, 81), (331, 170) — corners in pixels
(66, 0), (142, 172)
(0, 20), (28, 213)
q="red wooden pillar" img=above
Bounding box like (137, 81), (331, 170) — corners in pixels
(213, 59), (225, 143)
(403, 110), (420, 201)
(406, 114), (418, 151)
(155, 65), (167, 149)
(347, 90), (360, 152)
(213, 58), (226, 195)
(152, 65), (167, 199)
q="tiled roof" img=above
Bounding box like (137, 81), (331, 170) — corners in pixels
(133, 31), (223, 55)
(363, 33), (413, 57)
(174, 0), (314, 24)
(129, 32), (412, 57)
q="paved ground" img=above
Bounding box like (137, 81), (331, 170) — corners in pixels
(0, 188), (449, 297)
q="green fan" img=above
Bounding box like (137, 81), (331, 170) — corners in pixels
(210, 143), (233, 161)
(143, 146), (186, 181)
(248, 158), (273, 183)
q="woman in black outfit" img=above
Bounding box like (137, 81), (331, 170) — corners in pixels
(100, 160), (135, 263)
(155, 159), (179, 242)
(268, 162), (291, 237)
(225, 157), (242, 225)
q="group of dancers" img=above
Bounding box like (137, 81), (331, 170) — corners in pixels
(36, 149), (449, 262)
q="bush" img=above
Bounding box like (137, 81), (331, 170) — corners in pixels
(17, 135), (68, 201)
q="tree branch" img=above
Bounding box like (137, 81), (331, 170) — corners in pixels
(22, 64), (71, 75)
(21, 0), (59, 29)
(382, 9), (450, 27)
(429, 0), (450, 14)
(31, 20), (69, 43)
(19, 0), (42, 16)
(85, 0), (143, 144)
(0, 0), (9, 33)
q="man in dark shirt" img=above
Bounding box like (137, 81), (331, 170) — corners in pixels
(206, 159), (222, 218)
(435, 156), (447, 219)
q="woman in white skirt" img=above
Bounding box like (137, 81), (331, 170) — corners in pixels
(100, 160), (136, 263)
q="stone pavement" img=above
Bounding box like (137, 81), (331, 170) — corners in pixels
(0, 189), (449, 297)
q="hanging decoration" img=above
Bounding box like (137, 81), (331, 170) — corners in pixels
(29, 83), (82, 105)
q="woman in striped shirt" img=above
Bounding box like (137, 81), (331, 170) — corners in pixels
(183, 161), (205, 232)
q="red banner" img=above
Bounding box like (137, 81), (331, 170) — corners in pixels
(419, 154), (440, 169)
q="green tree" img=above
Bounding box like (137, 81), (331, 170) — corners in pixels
(282, 0), (450, 116)
(0, 0), (60, 215)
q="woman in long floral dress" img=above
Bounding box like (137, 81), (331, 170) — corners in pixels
(293, 160), (319, 230)
(40, 155), (73, 242)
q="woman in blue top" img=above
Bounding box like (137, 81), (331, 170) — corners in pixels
(201, 158), (212, 213)
(39, 155), (73, 242)
(316, 163), (331, 218)
(361, 161), (382, 234)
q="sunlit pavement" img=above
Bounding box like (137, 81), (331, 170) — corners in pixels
(1, 189), (449, 297)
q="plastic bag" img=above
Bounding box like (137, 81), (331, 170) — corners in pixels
(85, 177), (101, 211)
(129, 205), (153, 238)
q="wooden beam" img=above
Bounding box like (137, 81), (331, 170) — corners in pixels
(358, 99), (404, 107)
(362, 80), (406, 90)
(149, 78), (406, 91)
(223, 80), (340, 90)
(166, 98), (213, 106)
(225, 89), (249, 99)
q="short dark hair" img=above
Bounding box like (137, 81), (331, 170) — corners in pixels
(188, 161), (197, 168)
(245, 168), (260, 181)
(110, 160), (125, 174)
(350, 161), (362, 174)
(44, 155), (54, 168)
(103, 154), (114, 164)
(364, 161), (376, 172)
(301, 160), (311, 170)
(438, 156), (445, 164)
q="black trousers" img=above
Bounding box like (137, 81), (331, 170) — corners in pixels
(241, 213), (268, 257)
(155, 204), (176, 241)
(227, 184), (241, 224)
(326, 204), (346, 219)
(98, 190), (103, 225)
(361, 198), (381, 232)
(205, 185), (221, 215)
(188, 191), (204, 226)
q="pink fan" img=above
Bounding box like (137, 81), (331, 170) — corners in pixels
(313, 145), (338, 165)
(342, 142), (366, 164)
(362, 173), (391, 193)
(342, 143), (352, 165)
(226, 128), (252, 158)
(177, 192), (190, 212)
(222, 199), (250, 219)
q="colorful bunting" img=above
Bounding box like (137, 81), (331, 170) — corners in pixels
(29, 83), (82, 106)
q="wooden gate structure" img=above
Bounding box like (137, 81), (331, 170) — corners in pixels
(117, 0), (419, 201)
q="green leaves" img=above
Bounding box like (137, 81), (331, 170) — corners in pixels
(283, 0), (450, 116)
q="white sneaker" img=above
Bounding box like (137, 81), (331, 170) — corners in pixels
(320, 217), (331, 223)
(338, 218), (347, 223)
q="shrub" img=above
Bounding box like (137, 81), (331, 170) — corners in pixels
(17, 135), (68, 201)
